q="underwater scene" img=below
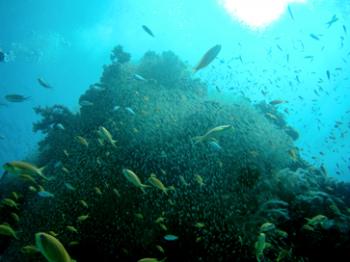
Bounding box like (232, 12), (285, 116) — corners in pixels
(0, 0), (350, 261)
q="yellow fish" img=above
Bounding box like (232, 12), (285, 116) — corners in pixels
(0, 223), (18, 239)
(35, 232), (74, 262)
(192, 125), (233, 144)
(122, 168), (150, 193)
(3, 161), (47, 180)
(138, 258), (165, 262)
(79, 200), (88, 208)
(194, 174), (205, 187)
(97, 126), (117, 148)
(19, 174), (37, 184)
(66, 226), (78, 234)
(11, 212), (20, 223)
(21, 244), (39, 255)
(75, 136), (89, 147)
(77, 214), (89, 223)
(94, 187), (102, 195)
(21, 245), (39, 255)
(148, 174), (168, 194)
(1, 198), (19, 209)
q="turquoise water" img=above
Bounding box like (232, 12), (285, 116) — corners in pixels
(0, 1), (349, 261)
(1, 0), (349, 181)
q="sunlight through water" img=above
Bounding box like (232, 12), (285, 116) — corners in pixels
(219, 0), (307, 29)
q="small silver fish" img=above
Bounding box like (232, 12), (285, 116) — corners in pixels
(55, 123), (65, 130)
(134, 74), (147, 81)
(113, 106), (121, 111)
(125, 107), (136, 115)
(79, 100), (94, 107)
(38, 191), (54, 198)
(164, 234), (178, 241)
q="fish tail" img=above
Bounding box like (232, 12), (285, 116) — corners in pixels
(192, 136), (204, 144)
(38, 166), (49, 180)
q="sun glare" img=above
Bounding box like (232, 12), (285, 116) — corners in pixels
(219, 0), (306, 29)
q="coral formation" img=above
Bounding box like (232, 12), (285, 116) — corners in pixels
(0, 46), (349, 262)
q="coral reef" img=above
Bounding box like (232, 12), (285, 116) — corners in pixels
(0, 46), (349, 262)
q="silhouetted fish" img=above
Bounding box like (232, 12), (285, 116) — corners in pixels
(5, 94), (30, 103)
(309, 34), (320, 41)
(287, 6), (294, 20)
(326, 15), (338, 28)
(142, 25), (154, 37)
(194, 44), (221, 73)
(0, 50), (5, 62)
(37, 77), (52, 89)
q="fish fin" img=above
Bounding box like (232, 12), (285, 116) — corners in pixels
(140, 184), (151, 193)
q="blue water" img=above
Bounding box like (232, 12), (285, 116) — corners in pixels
(0, 0), (349, 181)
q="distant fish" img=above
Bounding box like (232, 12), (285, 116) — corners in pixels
(0, 50), (5, 62)
(79, 100), (94, 107)
(113, 105), (120, 111)
(269, 100), (288, 105)
(326, 15), (338, 28)
(64, 182), (76, 191)
(38, 191), (54, 198)
(287, 6), (294, 20)
(37, 77), (52, 89)
(125, 107), (136, 115)
(55, 123), (65, 130)
(164, 234), (178, 241)
(309, 34), (320, 41)
(134, 74), (147, 81)
(343, 25), (347, 34)
(5, 94), (30, 103)
(326, 70), (331, 80)
(142, 25), (155, 37)
(194, 44), (222, 73)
